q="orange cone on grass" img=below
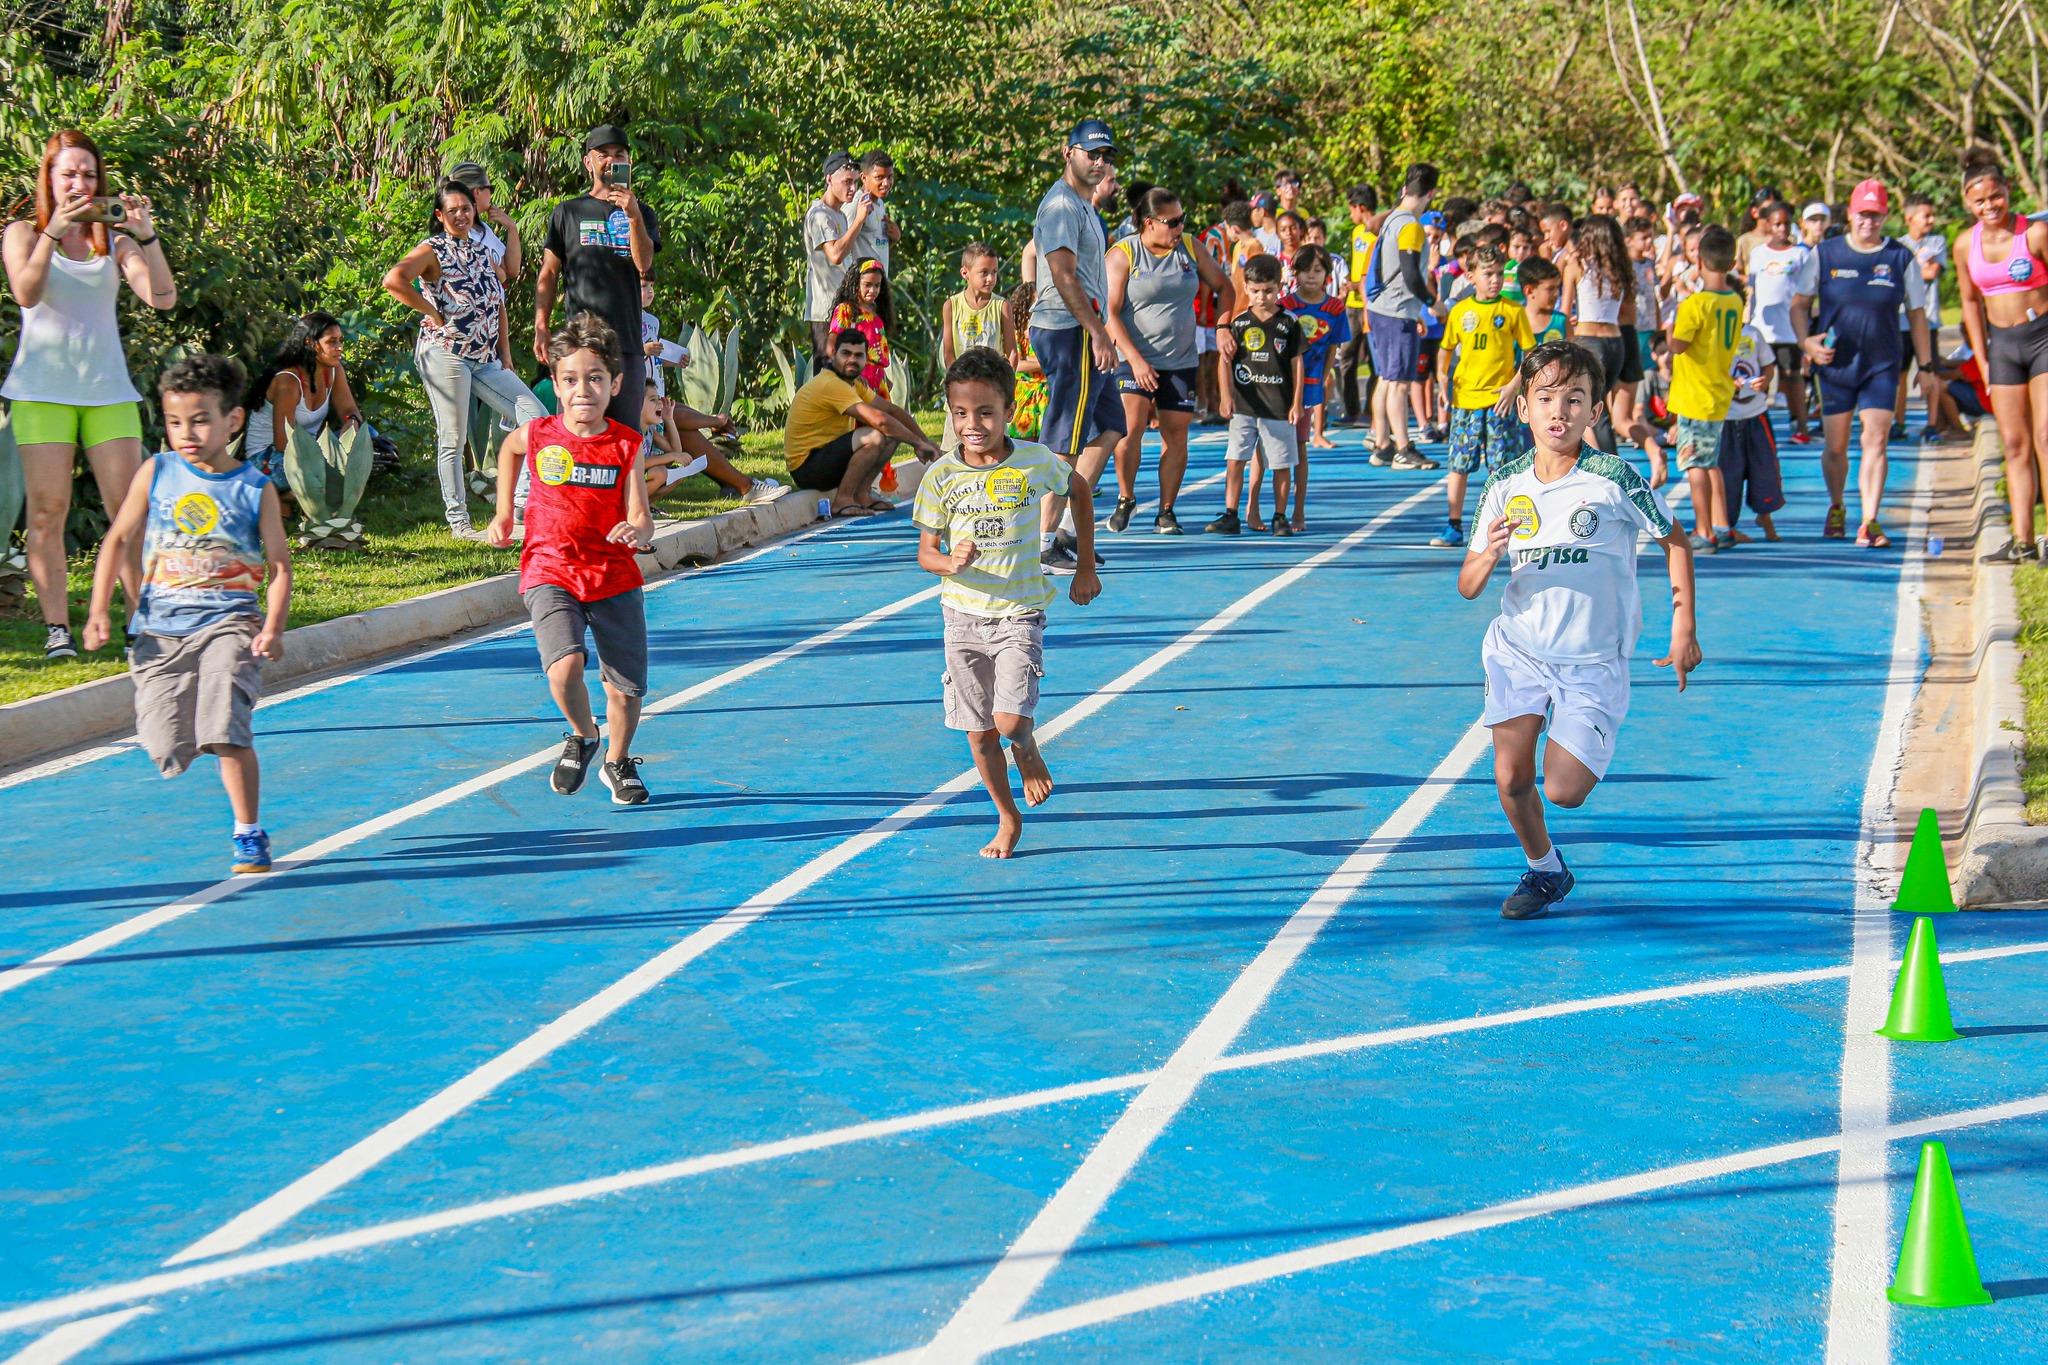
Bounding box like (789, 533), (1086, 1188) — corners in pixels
(1887, 1140), (1994, 1307)
(1892, 807), (1957, 913)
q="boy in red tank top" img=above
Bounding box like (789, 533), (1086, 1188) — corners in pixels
(488, 312), (657, 804)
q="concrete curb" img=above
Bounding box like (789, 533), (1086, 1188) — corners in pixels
(1953, 425), (2048, 905)
(0, 478), (876, 772)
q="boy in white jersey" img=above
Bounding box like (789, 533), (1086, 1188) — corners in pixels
(1459, 341), (1701, 919)
(915, 347), (1101, 859)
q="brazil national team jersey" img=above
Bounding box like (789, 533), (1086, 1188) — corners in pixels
(1477, 452), (1674, 664)
(911, 440), (1070, 618)
(1445, 296), (1535, 407)
(1669, 288), (1745, 421)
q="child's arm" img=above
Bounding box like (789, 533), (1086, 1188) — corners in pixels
(610, 446), (655, 548)
(485, 424), (530, 546)
(1457, 511), (1516, 599)
(1288, 354), (1305, 426)
(999, 301), (1017, 360)
(1652, 526), (1702, 689)
(940, 297), (958, 368)
(1435, 332), (1456, 398)
(251, 484), (293, 661)
(917, 526), (977, 577)
(1492, 371), (1524, 417)
(1066, 467), (1101, 606)
(82, 456), (157, 651)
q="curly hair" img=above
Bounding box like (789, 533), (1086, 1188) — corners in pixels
(829, 257), (895, 333)
(547, 310), (623, 375)
(1569, 214), (1635, 313)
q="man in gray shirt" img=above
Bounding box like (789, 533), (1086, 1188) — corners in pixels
(1031, 118), (1125, 573)
(1365, 161), (1443, 469)
(804, 152), (876, 359)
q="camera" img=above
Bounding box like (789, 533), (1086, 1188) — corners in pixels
(76, 197), (127, 225)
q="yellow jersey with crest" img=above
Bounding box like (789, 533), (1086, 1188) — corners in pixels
(1444, 296), (1535, 408)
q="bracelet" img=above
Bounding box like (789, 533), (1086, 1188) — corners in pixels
(42, 231), (61, 243)
(130, 234), (159, 247)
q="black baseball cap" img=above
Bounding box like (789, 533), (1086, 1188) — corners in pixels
(1068, 118), (1116, 153)
(822, 151), (855, 178)
(446, 162), (492, 191)
(582, 125), (630, 154)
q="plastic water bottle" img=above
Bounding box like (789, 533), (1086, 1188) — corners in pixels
(1928, 535), (1945, 558)
(816, 496), (832, 519)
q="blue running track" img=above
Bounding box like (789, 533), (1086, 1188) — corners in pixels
(0, 417), (2043, 1363)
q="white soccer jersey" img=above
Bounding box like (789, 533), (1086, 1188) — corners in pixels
(1476, 452), (1674, 664)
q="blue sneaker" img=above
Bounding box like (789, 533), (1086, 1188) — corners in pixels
(1501, 857), (1572, 920)
(1429, 520), (1466, 548)
(231, 830), (272, 874)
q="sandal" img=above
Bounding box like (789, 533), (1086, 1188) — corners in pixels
(832, 504), (876, 518)
(1857, 520), (1891, 549)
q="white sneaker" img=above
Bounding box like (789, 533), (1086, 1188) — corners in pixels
(744, 478), (788, 505)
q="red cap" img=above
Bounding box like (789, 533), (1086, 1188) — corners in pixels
(1848, 179), (1889, 215)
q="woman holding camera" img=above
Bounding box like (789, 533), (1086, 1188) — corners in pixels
(3, 130), (177, 659)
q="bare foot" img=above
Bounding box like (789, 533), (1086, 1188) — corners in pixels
(1290, 515), (1306, 532)
(1013, 738), (1055, 806)
(980, 815), (1022, 859)
(1309, 436), (1337, 450)
(1726, 527), (1753, 544)
(1247, 514), (1268, 532)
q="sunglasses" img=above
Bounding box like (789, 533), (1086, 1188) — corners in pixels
(1079, 148), (1116, 163)
(1156, 214), (1186, 230)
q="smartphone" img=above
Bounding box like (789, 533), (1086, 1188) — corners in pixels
(76, 197), (127, 225)
(602, 161), (632, 190)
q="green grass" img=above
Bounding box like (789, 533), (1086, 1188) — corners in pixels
(2016, 562), (2048, 823)
(0, 415), (942, 707)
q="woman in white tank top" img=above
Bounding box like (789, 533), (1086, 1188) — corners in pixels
(244, 312), (362, 509)
(1, 129), (178, 659)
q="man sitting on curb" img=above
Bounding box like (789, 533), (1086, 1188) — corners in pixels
(784, 328), (939, 516)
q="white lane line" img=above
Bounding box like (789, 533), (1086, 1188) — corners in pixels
(5, 936), (2043, 1337)
(0, 511), (851, 792)
(0, 1308), (151, 1364)
(1824, 451), (1933, 1365)
(164, 478), (1448, 1267)
(906, 719), (1493, 1363)
(913, 1090), (2048, 1362)
(0, 579), (942, 1000)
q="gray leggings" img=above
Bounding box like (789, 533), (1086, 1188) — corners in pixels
(414, 340), (548, 527)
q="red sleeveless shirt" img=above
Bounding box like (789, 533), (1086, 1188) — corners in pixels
(518, 415), (644, 601)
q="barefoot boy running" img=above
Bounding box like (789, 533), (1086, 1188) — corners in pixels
(915, 347), (1101, 858)
(1458, 341), (1701, 920)
(86, 356), (292, 875)
(487, 312), (656, 805)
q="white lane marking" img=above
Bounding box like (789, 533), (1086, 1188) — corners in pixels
(1824, 451), (1933, 1365)
(0, 511), (851, 792)
(0, 1308), (151, 1364)
(5, 938), (2043, 1338)
(907, 719), (1493, 1363)
(0, 581), (941, 1000)
(164, 479), (1448, 1266)
(905, 1090), (2048, 1363)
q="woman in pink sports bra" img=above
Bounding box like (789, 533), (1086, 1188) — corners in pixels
(1958, 152), (2048, 562)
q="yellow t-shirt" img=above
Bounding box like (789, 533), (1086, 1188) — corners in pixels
(1348, 225), (1377, 288)
(910, 440), (1071, 617)
(1444, 296), (1535, 408)
(784, 371), (875, 471)
(1669, 289), (1745, 422)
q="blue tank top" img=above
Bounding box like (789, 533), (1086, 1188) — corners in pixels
(1813, 235), (1917, 382)
(130, 454), (271, 637)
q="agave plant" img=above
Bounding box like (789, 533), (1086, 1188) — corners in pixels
(283, 422), (373, 550)
(884, 352), (911, 407)
(676, 320), (742, 416)
(764, 342), (812, 415)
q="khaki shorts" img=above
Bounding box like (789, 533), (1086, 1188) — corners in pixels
(131, 615), (263, 777)
(942, 606), (1044, 732)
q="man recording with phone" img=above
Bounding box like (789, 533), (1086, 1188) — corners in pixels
(535, 124), (663, 431)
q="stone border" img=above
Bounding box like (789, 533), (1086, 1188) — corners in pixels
(0, 486), (841, 772)
(1954, 427), (2048, 905)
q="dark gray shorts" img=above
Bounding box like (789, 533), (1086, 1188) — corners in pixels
(131, 615), (263, 777)
(525, 584), (648, 697)
(942, 607), (1045, 731)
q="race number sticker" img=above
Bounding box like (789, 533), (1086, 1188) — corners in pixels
(535, 446), (576, 486)
(1506, 493), (1540, 538)
(172, 492), (219, 536)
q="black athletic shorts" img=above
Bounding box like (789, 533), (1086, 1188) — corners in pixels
(1618, 323), (1646, 383)
(793, 430), (859, 491)
(1115, 363), (1199, 413)
(1771, 342), (1805, 378)
(1577, 333), (1626, 395)
(1986, 312), (2048, 387)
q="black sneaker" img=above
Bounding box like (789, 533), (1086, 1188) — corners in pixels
(1502, 858), (1574, 920)
(44, 625), (77, 661)
(600, 755), (650, 806)
(1391, 446), (1441, 470)
(1368, 443), (1395, 467)
(551, 734), (602, 795)
(1206, 508), (1241, 535)
(1154, 507), (1183, 535)
(1058, 533), (1105, 568)
(1106, 497), (1138, 534)
(1040, 542), (1080, 576)
(1272, 516), (1293, 537)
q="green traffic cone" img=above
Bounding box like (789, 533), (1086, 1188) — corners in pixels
(1888, 1141), (1994, 1307)
(1876, 917), (1963, 1042)
(1892, 808), (1957, 913)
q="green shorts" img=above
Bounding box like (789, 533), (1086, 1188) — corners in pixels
(1674, 415), (1723, 470)
(8, 399), (144, 449)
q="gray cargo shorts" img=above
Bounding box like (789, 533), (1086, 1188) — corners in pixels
(131, 615), (263, 777)
(941, 606), (1045, 732)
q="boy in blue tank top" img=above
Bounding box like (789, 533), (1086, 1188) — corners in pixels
(86, 356), (294, 875)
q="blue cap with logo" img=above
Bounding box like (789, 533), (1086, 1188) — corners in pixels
(1068, 119), (1117, 153)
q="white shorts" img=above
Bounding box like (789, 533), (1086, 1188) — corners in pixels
(1479, 619), (1630, 780)
(1227, 414), (1298, 469)
(1197, 327), (1218, 355)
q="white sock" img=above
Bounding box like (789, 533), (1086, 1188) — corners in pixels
(1527, 845), (1563, 873)
(1059, 508), (1077, 536)
(1040, 531), (1057, 551)
(234, 821), (262, 837)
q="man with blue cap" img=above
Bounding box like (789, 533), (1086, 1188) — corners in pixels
(1031, 117), (1125, 574)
